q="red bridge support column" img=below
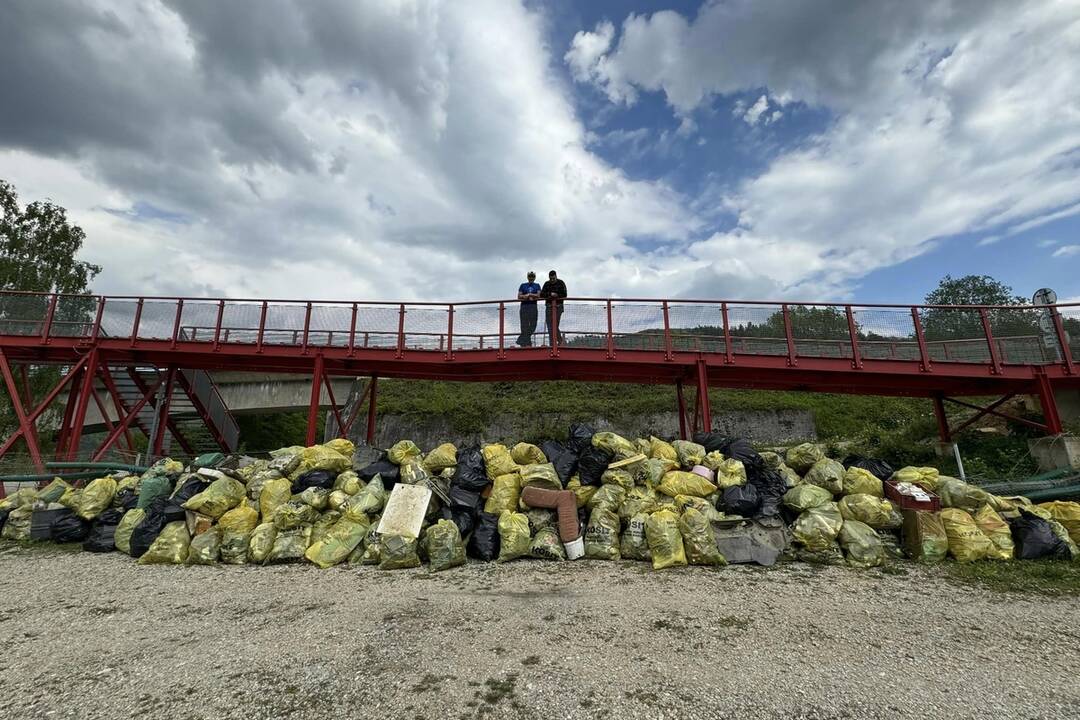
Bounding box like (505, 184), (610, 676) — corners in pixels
(932, 395), (951, 443)
(306, 354), (324, 446)
(1035, 371), (1063, 435)
(366, 375), (379, 446)
(696, 358), (711, 434)
(675, 380), (688, 440)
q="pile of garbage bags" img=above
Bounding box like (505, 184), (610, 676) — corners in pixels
(2, 429), (1078, 572)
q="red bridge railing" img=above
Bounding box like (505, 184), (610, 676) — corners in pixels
(0, 291), (1076, 372)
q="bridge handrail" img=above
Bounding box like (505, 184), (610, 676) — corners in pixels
(0, 290), (1075, 372)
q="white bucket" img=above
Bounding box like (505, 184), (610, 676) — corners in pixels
(563, 536), (585, 560)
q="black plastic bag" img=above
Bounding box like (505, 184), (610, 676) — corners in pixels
(746, 468), (786, 517)
(50, 510), (92, 542)
(444, 506), (476, 538)
(449, 485), (483, 512)
(567, 423), (596, 454)
(467, 512), (500, 561)
(293, 469), (337, 492)
(451, 446), (488, 492)
(695, 434), (765, 472)
(722, 484), (761, 517)
(842, 455), (895, 482)
(114, 488), (138, 511)
(83, 509), (124, 553)
(540, 440), (566, 462)
(577, 446), (613, 486)
(359, 453), (401, 489)
(130, 496), (170, 558)
(1010, 511), (1072, 560)
(164, 476), (210, 522)
(0, 509), (9, 533)
(550, 449), (579, 485)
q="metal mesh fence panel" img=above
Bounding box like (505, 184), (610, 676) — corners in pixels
(666, 303), (725, 353)
(452, 304), (503, 351)
(0, 293), (48, 336)
(789, 304), (851, 359)
(260, 303), (307, 346)
(52, 295), (99, 337)
(1057, 306), (1080, 363)
(851, 308), (919, 361)
(218, 302), (264, 344)
(354, 305), (400, 349)
(726, 304), (786, 356)
(402, 306), (449, 351)
(559, 301), (607, 350)
(987, 307), (1045, 364)
(921, 308), (990, 363)
(134, 299), (180, 340)
(308, 303), (354, 348)
(99, 299), (139, 339)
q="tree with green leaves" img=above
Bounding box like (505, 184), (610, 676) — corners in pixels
(0, 179), (101, 455)
(920, 274), (1039, 351)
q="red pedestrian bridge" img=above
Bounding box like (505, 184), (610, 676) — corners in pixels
(0, 290), (1076, 482)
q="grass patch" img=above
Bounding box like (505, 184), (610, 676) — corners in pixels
(946, 560), (1080, 596)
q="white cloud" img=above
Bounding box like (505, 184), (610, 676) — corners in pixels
(1053, 245), (1080, 258)
(1037, 238), (1058, 248)
(566, 0), (1080, 298)
(743, 95), (770, 125)
(0, 0), (701, 302)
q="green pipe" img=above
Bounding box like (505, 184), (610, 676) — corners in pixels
(45, 461), (149, 473)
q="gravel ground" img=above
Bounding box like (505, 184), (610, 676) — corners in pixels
(1, 545), (1079, 720)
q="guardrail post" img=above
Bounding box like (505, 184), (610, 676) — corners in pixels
(498, 302), (505, 358)
(1050, 308), (1075, 375)
(662, 301), (673, 361)
(721, 302), (733, 364)
(129, 298), (144, 346)
(40, 293), (58, 344)
(979, 308), (1002, 375)
(911, 307), (931, 372)
(213, 299), (225, 351)
(845, 306), (863, 369)
(606, 300), (615, 359)
(782, 304), (796, 367)
(91, 298), (105, 341)
(171, 299), (184, 348)
(549, 301), (559, 358)
(302, 302), (312, 354)
(256, 301), (268, 352)
(446, 304), (455, 360)
(396, 304), (406, 359)
(348, 303), (358, 358)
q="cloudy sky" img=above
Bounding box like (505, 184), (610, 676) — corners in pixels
(1, 0), (1078, 304)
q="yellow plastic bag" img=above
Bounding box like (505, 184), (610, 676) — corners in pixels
(936, 477), (995, 511)
(70, 476), (117, 520)
(674, 494), (724, 522)
(649, 436), (678, 462)
(186, 527), (222, 565)
(656, 471), (717, 498)
(782, 484), (833, 513)
(219, 504), (259, 534)
(305, 517), (368, 568)
(974, 505), (1014, 561)
(842, 467), (883, 497)
(587, 484), (626, 514)
(483, 444), (519, 480)
(641, 458), (677, 489)
(345, 474), (386, 518)
(333, 471), (362, 495)
(388, 440), (422, 466)
(714, 459), (747, 489)
(804, 459), (844, 495)
(601, 468), (635, 491)
(940, 508), (993, 562)
(618, 486), (659, 522)
(114, 508), (145, 555)
(567, 477), (597, 508)
(422, 443), (458, 473)
(137, 521), (190, 565)
(838, 493), (895, 529)
(837, 519), (884, 568)
(259, 477), (292, 521)
(267, 526), (312, 564)
(298, 487), (330, 511)
(511, 442), (546, 466)
(646, 509), (687, 570)
(520, 463), (561, 491)
(678, 508), (725, 566)
(891, 466), (939, 492)
(329, 490), (352, 512)
(37, 478), (72, 503)
(248, 522), (278, 563)
(903, 511), (949, 562)
(422, 519), (466, 572)
(592, 431), (637, 459)
(621, 512), (652, 561)
(672, 440), (706, 469)
(272, 501), (319, 530)
(183, 476), (245, 519)
(792, 503), (843, 551)
(496, 511), (531, 563)
(484, 473), (521, 515)
(1038, 501), (1080, 546)
(785, 443), (824, 475)
(310, 511), (340, 546)
(584, 507), (620, 560)
(702, 451), (726, 472)
(298, 444), (352, 475)
(325, 438), (355, 458)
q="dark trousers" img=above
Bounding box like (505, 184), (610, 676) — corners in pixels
(546, 303), (564, 346)
(517, 303), (537, 346)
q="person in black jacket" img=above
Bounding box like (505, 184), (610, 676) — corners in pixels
(540, 270), (567, 345)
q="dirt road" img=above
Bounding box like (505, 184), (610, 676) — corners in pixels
(1, 546), (1078, 719)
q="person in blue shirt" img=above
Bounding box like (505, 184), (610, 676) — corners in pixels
(516, 271), (541, 346)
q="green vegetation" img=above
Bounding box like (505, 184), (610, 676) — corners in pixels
(945, 560), (1080, 596)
